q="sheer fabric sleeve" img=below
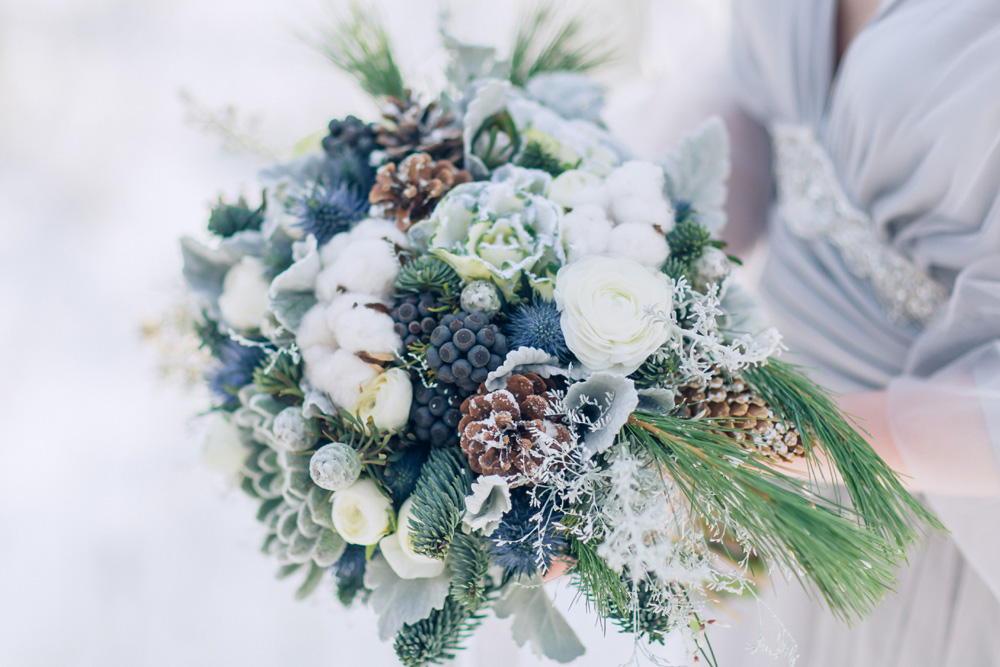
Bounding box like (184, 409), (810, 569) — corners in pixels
(887, 255), (1000, 599)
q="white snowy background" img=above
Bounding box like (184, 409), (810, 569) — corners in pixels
(0, 0), (730, 664)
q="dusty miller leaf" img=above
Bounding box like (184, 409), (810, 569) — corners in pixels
(363, 555), (452, 641)
(493, 583), (585, 663)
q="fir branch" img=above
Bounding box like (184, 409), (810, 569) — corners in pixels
(395, 255), (462, 301)
(318, 409), (396, 466)
(252, 348), (304, 402)
(408, 448), (474, 559)
(509, 5), (617, 87)
(567, 537), (631, 620)
(393, 594), (487, 667)
(448, 532), (491, 611)
(742, 358), (944, 548)
(516, 139), (573, 177)
(626, 412), (901, 623)
(316, 3), (406, 99)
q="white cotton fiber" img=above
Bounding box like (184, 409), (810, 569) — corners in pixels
(325, 239), (400, 297)
(605, 161), (666, 199)
(329, 304), (401, 356)
(309, 349), (379, 411)
(296, 303), (338, 350)
(609, 195), (674, 229)
(318, 229), (354, 268)
(560, 204), (613, 261)
(607, 222), (671, 268)
(349, 218), (410, 249)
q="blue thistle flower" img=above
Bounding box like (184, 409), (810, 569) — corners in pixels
(207, 338), (267, 410)
(506, 300), (571, 362)
(382, 443), (429, 506)
(294, 180), (369, 246)
(333, 544), (368, 605)
(487, 488), (566, 577)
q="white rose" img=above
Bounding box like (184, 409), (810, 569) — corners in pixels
(331, 477), (394, 546)
(379, 498), (448, 579)
(218, 256), (271, 330)
(201, 412), (252, 477)
(554, 255), (675, 374)
(356, 368), (413, 431)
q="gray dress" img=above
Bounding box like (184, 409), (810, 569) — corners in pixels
(719, 0), (1000, 664)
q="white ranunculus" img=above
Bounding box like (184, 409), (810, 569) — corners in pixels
(379, 498), (448, 579)
(554, 255), (675, 375)
(331, 477), (394, 546)
(201, 412), (252, 477)
(218, 256), (271, 330)
(356, 368), (413, 431)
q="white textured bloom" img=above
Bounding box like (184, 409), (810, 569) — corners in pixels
(379, 498), (448, 579)
(331, 477), (394, 546)
(560, 204), (613, 262)
(607, 222), (671, 268)
(308, 348), (380, 411)
(604, 161), (675, 230)
(310, 442), (362, 491)
(554, 255), (675, 374)
(356, 368), (413, 431)
(462, 475), (512, 536)
(201, 412), (252, 477)
(547, 169), (609, 211)
(326, 293), (400, 356)
(218, 256), (271, 330)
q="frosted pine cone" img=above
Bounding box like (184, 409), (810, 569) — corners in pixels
(376, 91), (464, 164)
(458, 373), (572, 480)
(369, 152), (472, 231)
(676, 372), (804, 462)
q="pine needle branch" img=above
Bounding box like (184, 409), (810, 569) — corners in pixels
(408, 448), (474, 559)
(315, 3), (406, 99)
(743, 358), (945, 548)
(567, 537), (631, 620)
(508, 5), (618, 87)
(626, 412), (900, 623)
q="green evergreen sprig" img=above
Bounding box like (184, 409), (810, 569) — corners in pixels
(448, 532), (491, 611)
(393, 594), (486, 667)
(567, 537), (631, 621)
(509, 5), (618, 87)
(408, 448), (474, 560)
(318, 409), (397, 468)
(395, 255), (462, 301)
(742, 358), (945, 549)
(626, 412), (901, 623)
(252, 349), (304, 402)
(316, 3), (406, 99)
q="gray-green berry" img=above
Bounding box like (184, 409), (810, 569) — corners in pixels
(310, 442), (363, 491)
(460, 281), (501, 318)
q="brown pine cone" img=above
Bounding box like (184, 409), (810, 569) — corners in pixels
(369, 153), (472, 231)
(676, 371), (804, 462)
(376, 91), (464, 164)
(458, 373), (572, 481)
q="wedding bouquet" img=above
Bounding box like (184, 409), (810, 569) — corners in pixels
(181, 8), (940, 665)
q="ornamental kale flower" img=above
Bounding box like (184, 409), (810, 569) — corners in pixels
(207, 338), (268, 410)
(487, 487), (566, 577)
(408, 166), (564, 299)
(506, 300), (571, 362)
(293, 180), (368, 246)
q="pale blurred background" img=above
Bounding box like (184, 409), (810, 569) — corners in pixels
(0, 0), (730, 664)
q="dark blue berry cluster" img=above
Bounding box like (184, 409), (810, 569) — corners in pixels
(426, 311), (507, 394)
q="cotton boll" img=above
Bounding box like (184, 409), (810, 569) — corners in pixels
(560, 204), (613, 261)
(605, 161), (666, 199)
(300, 343), (334, 371)
(607, 223), (671, 268)
(326, 239), (400, 297)
(547, 170), (610, 211)
(318, 229), (354, 267)
(296, 303), (338, 351)
(349, 218), (410, 249)
(315, 263), (345, 303)
(309, 348), (379, 411)
(610, 195), (675, 230)
(328, 302), (401, 356)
